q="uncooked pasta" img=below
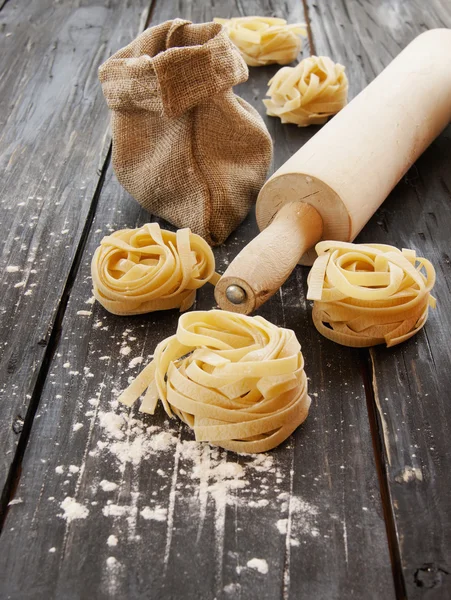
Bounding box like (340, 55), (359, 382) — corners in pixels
(214, 16), (306, 66)
(307, 241), (436, 347)
(91, 223), (219, 315)
(264, 55), (348, 126)
(119, 310), (311, 453)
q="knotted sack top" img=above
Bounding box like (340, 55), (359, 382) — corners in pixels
(99, 19), (249, 118)
(98, 19), (272, 246)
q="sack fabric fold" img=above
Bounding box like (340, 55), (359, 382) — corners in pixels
(99, 19), (273, 245)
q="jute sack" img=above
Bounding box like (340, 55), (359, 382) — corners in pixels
(99, 19), (273, 245)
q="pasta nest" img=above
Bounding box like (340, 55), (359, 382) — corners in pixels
(214, 16), (306, 66)
(264, 55), (348, 126)
(119, 310), (311, 453)
(91, 223), (219, 315)
(307, 241), (436, 347)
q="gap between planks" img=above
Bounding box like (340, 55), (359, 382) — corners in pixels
(361, 349), (407, 600)
(0, 0), (158, 533)
(0, 147), (111, 531)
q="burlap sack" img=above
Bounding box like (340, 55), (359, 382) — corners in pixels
(99, 19), (273, 245)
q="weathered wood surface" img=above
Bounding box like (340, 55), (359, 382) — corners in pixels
(1, 0), (451, 598)
(307, 0), (451, 597)
(0, 0), (151, 506)
(0, 0), (397, 599)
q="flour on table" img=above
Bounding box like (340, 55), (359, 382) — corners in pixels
(140, 506), (167, 521)
(60, 497), (89, 522)
(6, 266), (20, 273)
(107, 535), (118, 547)
(99, 480), (117, 492)
(128, 356), (143, 369)
(246, 558), (268, 574)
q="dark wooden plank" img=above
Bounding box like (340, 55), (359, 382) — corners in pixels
(0, 0), (394, 598)
(306, 0), (451, 597)
(0, 0), (151, 502)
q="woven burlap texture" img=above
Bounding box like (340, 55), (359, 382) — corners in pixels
(99, 19), (273, 245)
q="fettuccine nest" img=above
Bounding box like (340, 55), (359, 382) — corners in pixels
(214, 16), (306, 66)
(119, 310), (311, 453)
(264, 55), (348, 126)
(307, 241), (436, 347)
(91, 224), (219, 315)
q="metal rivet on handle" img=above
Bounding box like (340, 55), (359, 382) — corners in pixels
(225, 285), (247, 305)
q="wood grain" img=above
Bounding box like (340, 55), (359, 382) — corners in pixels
(0, 0), (395, 598)
(306, 0), (451, 597)
(0, 0), (151, 507)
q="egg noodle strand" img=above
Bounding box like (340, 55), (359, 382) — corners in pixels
(307, 241), (436, 347)
(264, 55), (348, 126)
(214, 16), (306, 67)
(91, 224), (219, 315)
(119, 310), (311, 453)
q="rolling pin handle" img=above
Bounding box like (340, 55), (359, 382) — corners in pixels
(215, 202), (323, 314)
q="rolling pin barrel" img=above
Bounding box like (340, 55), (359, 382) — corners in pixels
(215, 29), (451, 314)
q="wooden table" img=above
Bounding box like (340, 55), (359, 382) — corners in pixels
(0, 1), (450, 598)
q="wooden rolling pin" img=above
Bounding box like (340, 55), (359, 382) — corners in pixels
(215, 29), (451, 314)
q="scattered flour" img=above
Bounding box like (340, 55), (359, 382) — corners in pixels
(107, 535), (118, 547)
(6, 266), (19, 273)
(8, 498), (23, 506)
(246, 558), (268, 574)
(69, 465), (80, 474)
(224, 583), (241, 595)
(106, 556), (118, 567)
(60, 497), (89, 522)
(140, 506), (167, 521)
(49, 547), (56, 553)
(103, 504), (129, 518)
(129, 356), (143, 369)
(76, 310), (92, 316)
(276, 519), (288, 534)
(120, 346), (131, 356)
(72, 423), (83, 432)
(55, 466), (64, 474)
(100, 480), (118, 492)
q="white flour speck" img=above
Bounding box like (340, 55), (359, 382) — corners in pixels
(63, 363), (70, 369)
(6, 266), (20, 273)
(49, 547), (56, 553)
(120, 346), (131, 356)
(246, 558), (268, 574)
(140, 506), (167, 521)
(60, 497), (89, 522)
(128, 356), (143, 369)
(100, 480), (118, 492)
(14, 281), (26, 288)
(55, 466), (64, 474)
(72, 423), (83, 432)
(69, 465), (80, 474)
(107, 535), (118, 547)
(8, 498), (23, 506)
(276, 519), (288, 534)
(76, 310), (92, 316)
